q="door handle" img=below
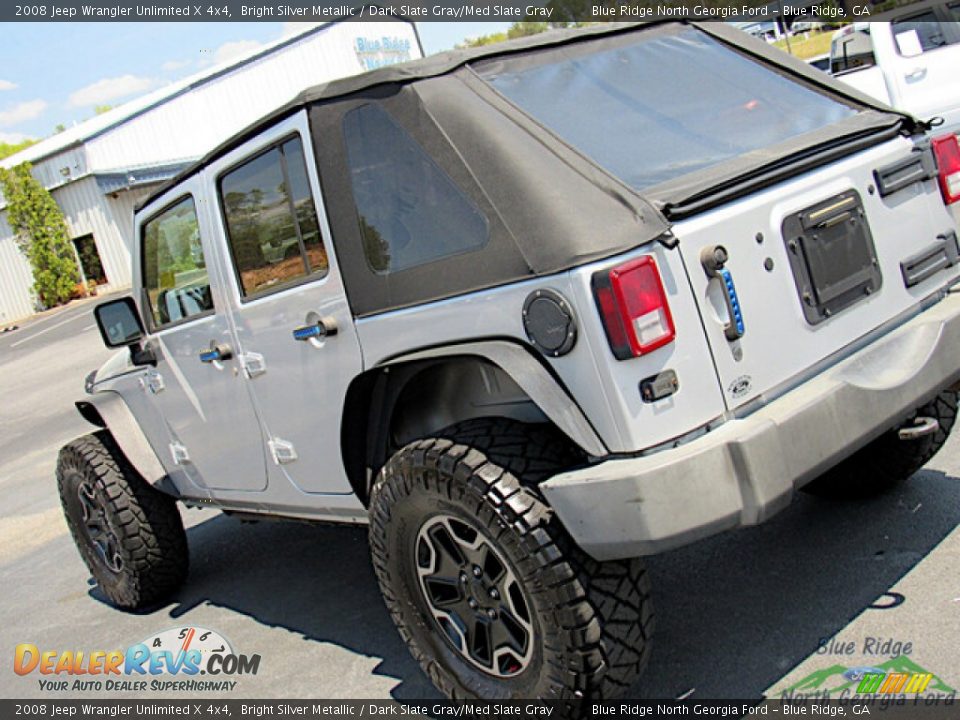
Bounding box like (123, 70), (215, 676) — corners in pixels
(199, 343), (233, 364)
(905, 67), (927, 81)
(292, 317), (338, 342)
(700, 245), (745, 342)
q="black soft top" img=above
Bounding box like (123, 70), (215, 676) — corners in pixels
(138, 21), (916, 317)
(139, 20), (913, 213)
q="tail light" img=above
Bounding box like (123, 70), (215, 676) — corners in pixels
(932, 133), (960, 205)
(592, 255), (675, 360)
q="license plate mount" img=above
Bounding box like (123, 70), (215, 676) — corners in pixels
(782, 190), (881, 325)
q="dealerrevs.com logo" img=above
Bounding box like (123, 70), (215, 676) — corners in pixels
(13, 626), (260, 692)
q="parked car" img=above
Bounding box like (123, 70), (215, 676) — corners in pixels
(807, 52), (831, 71)
(791, 20), (823, 34)
(60, 21), (960, 701)
(829, 3), (960, 138)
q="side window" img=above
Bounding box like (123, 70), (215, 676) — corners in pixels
(219, 136), (326, 298)
(893, 13), (953, 53)
(342, 103), (488, 274)
(951, 3), (960, 21)
(830, 28), (875, 74)
(142, 196), (213, 328)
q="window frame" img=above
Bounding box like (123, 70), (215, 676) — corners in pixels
(215, 131), (329, 304)
(139, 192), (216, 333)
(830, 28), (877, 76)
(892, 12), (955, 55)
(891, 5), (960, 55)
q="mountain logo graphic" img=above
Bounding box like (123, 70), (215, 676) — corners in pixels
(783, 656), (955, 697)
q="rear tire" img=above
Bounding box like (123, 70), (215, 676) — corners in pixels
(57, 431), (188, 609)
(803, 390), (957, 499)
(368, 418), (653, 701)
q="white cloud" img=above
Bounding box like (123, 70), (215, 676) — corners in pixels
(68, 75), (157, 108)
(0, 131), (33, 144)
(196, 26), (320, 70)
(161, 58), (192, 72)
(0, 79), (17, 91)
(212, 39), (264, 66)
(0, 99), (47, 128)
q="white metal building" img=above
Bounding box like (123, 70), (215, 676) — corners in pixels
(0, 20), (422, 324)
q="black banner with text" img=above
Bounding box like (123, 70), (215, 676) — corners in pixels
(4, 0), (892, 23)
(3, 699), (960, 719)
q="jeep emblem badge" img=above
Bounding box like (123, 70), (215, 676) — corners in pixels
(728, 375), (754, 399)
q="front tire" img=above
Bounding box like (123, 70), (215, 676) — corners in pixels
(368, 419), (653, 700)
(57, 431), (188, 609)
(803, 390), (958, 499)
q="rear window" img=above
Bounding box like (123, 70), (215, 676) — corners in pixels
(478, 27), (856, 192)
(343, 103), (488, 274)
(893, 12), (952, 52)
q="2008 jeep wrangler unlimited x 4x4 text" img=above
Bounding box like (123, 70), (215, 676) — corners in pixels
(58, 21), (960, 701)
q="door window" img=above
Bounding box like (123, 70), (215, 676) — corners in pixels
(219, 136), (327, 298)
(830, 28), (876, 74)
(893, 12), (953, 53)
(142, 196), (213, 328)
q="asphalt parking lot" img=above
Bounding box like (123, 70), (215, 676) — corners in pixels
(1, 298), (959, 700)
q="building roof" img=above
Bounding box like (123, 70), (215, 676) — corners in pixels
(1, 20), (417, 171)
(94, 158), (198, 195)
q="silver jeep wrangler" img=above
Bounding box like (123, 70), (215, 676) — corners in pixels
(58, 22), (960, 701)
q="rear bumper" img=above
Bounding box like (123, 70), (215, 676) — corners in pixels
(541, 292), (960, 561)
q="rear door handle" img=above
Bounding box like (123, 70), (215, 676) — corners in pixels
(905, 67), (927, 81)
(700, 245), (745, 341)
(292, 317), (338, 342)
(199, 343), (233, 364)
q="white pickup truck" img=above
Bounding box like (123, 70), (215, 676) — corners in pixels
(829, 4), (960, 138)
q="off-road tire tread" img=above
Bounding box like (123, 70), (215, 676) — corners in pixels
(57, 431), (188, 609)
(369, 418), (653, 701)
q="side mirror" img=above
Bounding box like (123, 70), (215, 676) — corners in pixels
(93, 297), (155, 366)
(94, 297), (143, 347)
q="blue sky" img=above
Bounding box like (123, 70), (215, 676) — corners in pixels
(0, 22), (511, 143)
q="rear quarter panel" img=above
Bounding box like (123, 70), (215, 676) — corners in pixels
(355, 245), (727, 455)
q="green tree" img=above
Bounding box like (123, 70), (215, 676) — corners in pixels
(93, 105), (113, 116)
(0, 163), (79, 307)
(0, 138), (36, 161)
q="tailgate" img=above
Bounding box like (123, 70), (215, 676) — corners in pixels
(673, 137), (960, 410)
